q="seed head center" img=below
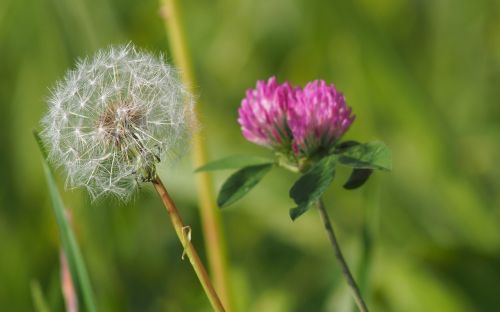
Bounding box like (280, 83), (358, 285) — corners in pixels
(97, 100), (143, 147)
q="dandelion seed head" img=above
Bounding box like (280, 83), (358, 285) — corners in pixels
(41, 44), (195, 200)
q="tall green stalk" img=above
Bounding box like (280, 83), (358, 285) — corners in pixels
(159, 0), (233, 310)
(35, 133), (97, 312)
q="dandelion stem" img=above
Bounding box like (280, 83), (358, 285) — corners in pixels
(160, 0), (233, 310)
(317, 199), (369, 312)
(151, 176), (225, 312)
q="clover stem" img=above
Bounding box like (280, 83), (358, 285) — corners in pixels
(317, 199), (369, 312)
(151, 176), (225, 312)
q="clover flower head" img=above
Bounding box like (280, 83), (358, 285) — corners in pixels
(238, 77), (355, 159)
(238, 77), (294, 150)
(288, 80), (355, 156)
(40, 44), (195, 200)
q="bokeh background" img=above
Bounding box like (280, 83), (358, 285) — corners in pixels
(1, 0), (500, 311)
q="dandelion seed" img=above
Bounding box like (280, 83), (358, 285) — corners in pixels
(41, 44), (195, 200)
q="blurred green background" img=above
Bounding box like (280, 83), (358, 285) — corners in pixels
(1, 0), (500, 311)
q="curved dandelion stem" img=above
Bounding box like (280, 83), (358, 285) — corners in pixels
(160, 0), (233, 309)
(151, 176), (225, 312)
(317, 199), (369, 312)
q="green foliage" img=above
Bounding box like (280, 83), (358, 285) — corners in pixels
(343, 168), (373, 190)
(196, 155), (273, 172)
(217, 163), (273, 208)
(30, 280), (51, 312)
(212, 141), (391, 215)
(289, 156), (337, 220)
(35, 133), (97, 312)
(288, 141), (391, 220)
(337, 141), (392, 171)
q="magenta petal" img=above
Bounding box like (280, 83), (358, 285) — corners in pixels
(238, 77), (355, 158)
(287, 80), (355, 156)
(238, 77), (292, 149)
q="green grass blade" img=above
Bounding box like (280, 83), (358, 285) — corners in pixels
(30, 280), (51, 312)
(35, 132), (97, 312)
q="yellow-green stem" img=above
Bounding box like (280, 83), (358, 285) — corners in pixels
(159, 0), (233, 310)
(152, 176), (225, 312)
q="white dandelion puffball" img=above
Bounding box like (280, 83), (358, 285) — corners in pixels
(41, 44), (195, 200)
